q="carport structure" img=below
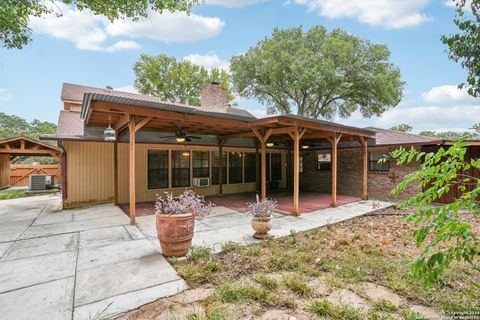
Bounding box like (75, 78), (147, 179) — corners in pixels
(0, 136), (61, 189)
(81, 94), (375, 223)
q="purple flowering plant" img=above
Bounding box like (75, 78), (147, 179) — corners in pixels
(155, 190), (213, 218)
(246, 194), (278, 218)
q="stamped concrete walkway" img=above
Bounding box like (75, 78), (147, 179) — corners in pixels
(0, 194), (186, 320)
(0, 195), (392, 320)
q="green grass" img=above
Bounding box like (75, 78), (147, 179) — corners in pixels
(0, 188), (58, 200)
(308, 299), (363, 320)
(282, 274), (313, 297)
(213, 282), (271, 305)
(253, 273), (279, 291)
(187, 246), (213, 262)
(371, 299), (397, 313)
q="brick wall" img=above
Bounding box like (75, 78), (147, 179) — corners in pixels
(300, 147), (421, 201)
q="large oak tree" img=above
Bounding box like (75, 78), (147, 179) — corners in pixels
(230, 26), (404, 120)
(0, 0), (198, 49)
(133, 54), (233, 106)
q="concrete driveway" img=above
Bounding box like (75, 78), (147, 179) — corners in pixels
(0, 194), (186, 320)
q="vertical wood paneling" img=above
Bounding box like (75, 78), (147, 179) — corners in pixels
(63, 141), (114, 208)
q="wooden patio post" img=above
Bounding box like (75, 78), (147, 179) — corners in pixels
(260, 140), (267, 200)
(128, 115), (136, 225)
(218, 139), (225, 196)
(113, 137), (118, 205)
(329, 133), (342, 207)
(360, 137), (368, 200)
(292, 128), (300, 216)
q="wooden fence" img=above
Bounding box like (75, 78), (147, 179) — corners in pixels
(10, 164), (61, 187)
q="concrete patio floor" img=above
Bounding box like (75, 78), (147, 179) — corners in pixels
(0, 194), (186, 320)
(0, 195), (393, 320)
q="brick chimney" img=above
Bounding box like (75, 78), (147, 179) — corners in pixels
(200, 82), (228, 112)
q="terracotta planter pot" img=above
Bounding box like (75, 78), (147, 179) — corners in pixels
(251, 217), (273, 240)
(156, 212), (195, 257)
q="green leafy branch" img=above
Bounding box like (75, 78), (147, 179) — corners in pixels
(387, 142), (480, 285)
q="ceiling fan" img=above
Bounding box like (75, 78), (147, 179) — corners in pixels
(160, 126), (202, 143)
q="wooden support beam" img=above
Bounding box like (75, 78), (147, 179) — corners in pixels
(113, 137), (118, 205)
(359, 137), (368, 200)
(260, 140), (267, 199)
(328, 133), (342, 207)
(20, 140), (25, 150)
(218, 139), (226, 196)
(128, 115), (136, 225)
(113, 113), (130, 132)
(135, 117), (153, 132)
(292, 127), (300, 216)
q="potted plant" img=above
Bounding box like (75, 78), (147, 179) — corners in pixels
(155, 190), (213, 257)
(247, 195), (278, 239)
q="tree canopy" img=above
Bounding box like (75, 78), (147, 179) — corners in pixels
(442, 0), (480, 97)
(0, 112), (57, 164)
(133, 54), (234, 106)
(230, 26), (404, 120)
(390, 124), (413, 132)
(0, 0), (198, 49)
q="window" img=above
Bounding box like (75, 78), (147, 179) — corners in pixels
(193, 151), (209, 178)
(270, 153), (282, 181)
(172, 150), (190, 187)
(229, 152), (243, 184)
(369, 152), (390, 172)
(317, 153), (331, 171)
(147, 150), (168, 189)
(212, 151), (227, 185)
(244, 152), (257, 182)
(299, 156), (303, 173)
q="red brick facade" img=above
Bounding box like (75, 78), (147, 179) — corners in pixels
(200, 83), (228, 112)
(299, 147), (421, 201)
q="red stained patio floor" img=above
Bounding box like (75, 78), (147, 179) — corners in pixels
(119, 191), (361, 216)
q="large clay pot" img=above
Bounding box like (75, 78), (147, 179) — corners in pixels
(156, 212), (195, 257)
(251, 217), (273, 240)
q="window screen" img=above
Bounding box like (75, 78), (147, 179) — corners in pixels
(172, 150), (190, 187)
(148, 150), (168, 189)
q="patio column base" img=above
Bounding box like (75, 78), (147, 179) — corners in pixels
(362, 196), (368, 200)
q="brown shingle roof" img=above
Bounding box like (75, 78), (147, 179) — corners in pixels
(61, 83), (255, 118)
(56, 111), (83, 135)
(366, 127), (441, 146)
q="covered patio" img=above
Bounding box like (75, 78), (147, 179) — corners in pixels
(120, 192), (361, 216)
(80, 91), (375, 224)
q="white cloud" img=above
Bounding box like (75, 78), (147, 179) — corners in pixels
(0, 87), (13, 101)
(444, 0), (472, 10)
(29, 1), (224, 51)
(183, 52), (230, 70)
(422, 84), (479, 104)
(338, 104), (480, 132)
(291, 0), (431, 29)
(205, 0), (270, 7)
(106, 11), (224, 43)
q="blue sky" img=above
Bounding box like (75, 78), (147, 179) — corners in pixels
(0, 0), (479, 132)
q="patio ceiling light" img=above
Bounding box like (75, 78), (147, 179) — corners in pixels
(104, 117), (116, 141)
(302, 145), (310, 149)
(176, 136), (186, 143)
(266, 142), (274, 147)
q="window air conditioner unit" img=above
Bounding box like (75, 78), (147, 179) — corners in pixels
(29, 174), (54, 191)
(194, 177), (210, 187)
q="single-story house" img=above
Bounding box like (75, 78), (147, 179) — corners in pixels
(42, 83), (479, 223)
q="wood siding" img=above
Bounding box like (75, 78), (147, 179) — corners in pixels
(0, 155), (10, 189)
(10, 164), (61, 187)
(63, 141), (114, 208)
